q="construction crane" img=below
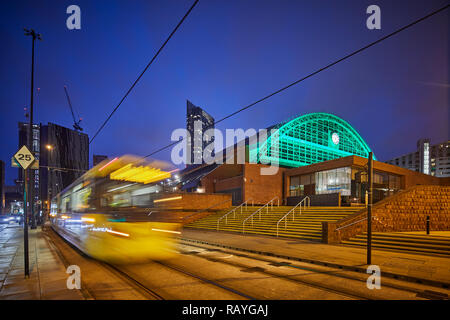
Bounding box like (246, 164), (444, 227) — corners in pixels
(63, 85), (83, 131)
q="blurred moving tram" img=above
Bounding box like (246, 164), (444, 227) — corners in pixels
(50, 155), (181, 264)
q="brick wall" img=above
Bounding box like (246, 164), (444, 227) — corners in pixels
(243, 163), (285, 205)
(214, 175), (243, 192)
(323, 185), (450, 244)
(154, 193), (232, 210)
(200, 164), (243, 193)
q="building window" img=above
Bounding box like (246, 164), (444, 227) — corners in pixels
(315, 167), (351, 196)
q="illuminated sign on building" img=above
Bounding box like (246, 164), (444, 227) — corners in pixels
(423, 142), (430, 175)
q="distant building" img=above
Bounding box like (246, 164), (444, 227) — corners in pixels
(93, 155), (108, 167)
(0, 160), (5, 212)
(186, 100), (214, 166)
(4, 185), (22, 215)
(386, 139), (450, 177)
(39, 122), (89, 210)
(17, 122), (41, 209)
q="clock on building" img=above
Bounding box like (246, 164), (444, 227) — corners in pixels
(332, 132), (340, 145)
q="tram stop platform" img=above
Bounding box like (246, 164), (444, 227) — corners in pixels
(0, 224), (84, 300)
(180, 228), (450, 288)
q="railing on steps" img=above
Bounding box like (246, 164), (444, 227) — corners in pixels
(242, 197), (279, 233)
(217, 199), (254, 230)
(276, 196), (310, 236)
(334, 216), (392, 233)
(334, 217), (367, 231)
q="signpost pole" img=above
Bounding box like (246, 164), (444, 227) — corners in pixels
(23, 168), (29, 277)
(13, 146), (35, 278)
(24, 27), (41, 276)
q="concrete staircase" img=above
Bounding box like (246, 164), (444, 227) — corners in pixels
(342, 232), (450, 256)
(185, 205), (361, 241)
(274, 207), (362, 240)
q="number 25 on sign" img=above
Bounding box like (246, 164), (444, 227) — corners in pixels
(13, 145), (36, 170)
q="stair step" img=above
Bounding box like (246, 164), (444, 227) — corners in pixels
(186, 205), (356, 241)
(354, 235), (450, 247)
(342, 241), (450, 256)
(365, 232), (450, 241)
(345, 238), (450, 251)
(185, 226), (322, 239)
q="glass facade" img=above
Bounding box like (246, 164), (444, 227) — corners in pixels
(40, 123), (89, 206)
(250, 113), (375, 168)
(289, 166), (401, 204)
(316, 167), (351, 196)
(186, 100), (215, 165)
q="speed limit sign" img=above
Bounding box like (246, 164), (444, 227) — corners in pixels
(14, 145), (35, 170)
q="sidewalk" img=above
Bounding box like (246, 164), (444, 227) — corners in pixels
(181, 228), (450, 287)
(0, 225), (84, 300)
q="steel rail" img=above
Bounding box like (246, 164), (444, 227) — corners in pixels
(154, 260), (256, 300)
(276, 196), (310, 236)
(217, 199), (254, 230)
(242, 197), (279, 233)
(179, 240), (450, 299)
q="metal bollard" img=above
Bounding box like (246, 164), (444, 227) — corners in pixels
(426, 216), (430, 235)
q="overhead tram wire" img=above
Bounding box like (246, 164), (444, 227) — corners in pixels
(139, 3), (450, 160)
(89, 0), (200, 145)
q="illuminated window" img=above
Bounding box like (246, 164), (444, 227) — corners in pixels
(315, 167), (351, 196)
(423, 142), (430, 174)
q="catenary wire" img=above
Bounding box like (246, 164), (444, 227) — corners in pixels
(139, 3), (449, 160)
(89, 0), (200, 144)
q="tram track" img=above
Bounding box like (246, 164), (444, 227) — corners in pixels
(176, 240), (368, 300)
(45, 227), (253, 300)
(151, 260), (256, 300)
(44, 226), (448, 300)
(178, 239), (449, 300)
(44, 226), (163, 300)
(100, 262), (165, 300)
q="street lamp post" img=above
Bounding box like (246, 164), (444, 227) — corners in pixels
(24, 28), (41, 231)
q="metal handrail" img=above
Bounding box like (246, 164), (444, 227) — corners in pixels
(334, 217), (367, 231)
(276, 196), (310, 236)
(334, 216), (391, 232)
(217, 199), (254, 230)
(242, 197), (279, 233)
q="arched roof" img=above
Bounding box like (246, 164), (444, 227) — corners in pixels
(250, 112), (375, 167)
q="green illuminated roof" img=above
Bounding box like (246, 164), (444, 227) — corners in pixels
(249, 112), (375, 167)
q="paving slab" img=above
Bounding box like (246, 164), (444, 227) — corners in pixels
(181, 228), (450, 286)
(0, 226), (84, 300)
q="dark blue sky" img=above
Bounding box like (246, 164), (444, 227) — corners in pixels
(1, 0), (448, 185)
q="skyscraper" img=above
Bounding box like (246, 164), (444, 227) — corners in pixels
(186, 100), (215, 166)
(16, 122), (89, 217)
(39, 122), (89, 210)
(17, 122), (41, 208)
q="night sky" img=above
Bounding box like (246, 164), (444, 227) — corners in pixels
(0, 0), (448, 185)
